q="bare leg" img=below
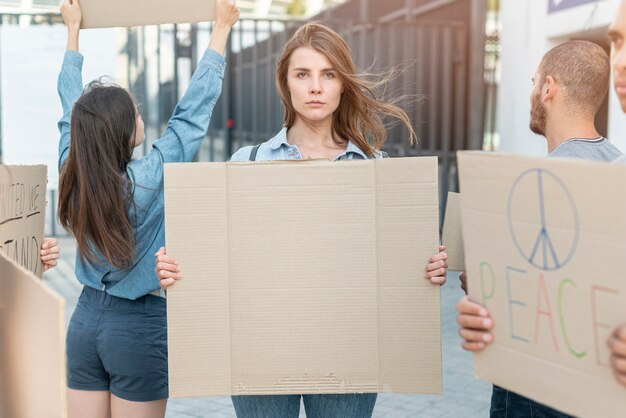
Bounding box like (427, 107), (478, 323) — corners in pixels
(110, 394), (167, 418)
(67, 389), (111, 418)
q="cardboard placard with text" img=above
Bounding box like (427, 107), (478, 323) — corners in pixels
(458, 151), (626, 418)
(0, 165), (47, 278)
(442, 192), (464, 271)
(164, 157), (441, 397)
(80, 0), (216, 29)
(0, 251), (66, 418)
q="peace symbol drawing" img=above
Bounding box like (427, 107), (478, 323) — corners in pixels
(507, 168), (579, 271)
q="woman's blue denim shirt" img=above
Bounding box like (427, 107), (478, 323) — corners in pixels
(57, 49), (225, 300)
(230, 127), (385, 162)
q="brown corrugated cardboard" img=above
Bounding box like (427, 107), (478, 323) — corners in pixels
(458, 151), (626, 418)
(0, 165), (47, 278)
(442, 192), (464, 271)
(164, 157), (442, 397)
(0, 251), (67, 418)
(80, 0), (216, 29)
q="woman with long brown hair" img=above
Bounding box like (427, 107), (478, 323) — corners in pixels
(57, 0), (239, 417)
(156, 22), (447, 417)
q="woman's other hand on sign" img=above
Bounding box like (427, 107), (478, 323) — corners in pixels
(459, 271), (467, 294)
(456, 296), (494, 351)
(60, 0), (81, 51)
(215, 0), (240, 28)
(41, 238), (60, 272)
(60, 0), (81, 30)
(208, 0), (240, 56)
(155, 247), (182, 289)
(424, 245), (448, 285)
(608, 324), (626, 387)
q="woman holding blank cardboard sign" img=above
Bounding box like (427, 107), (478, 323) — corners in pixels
(156, 22), (448, 418)
(56, 0), (239, 417)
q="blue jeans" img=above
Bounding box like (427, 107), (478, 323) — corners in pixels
(490, 386), (572, 418)
(231, 393), (377, 418)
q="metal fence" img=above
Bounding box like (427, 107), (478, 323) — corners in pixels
(123, 15), (481, 213)
(220, 20), (469, 158)
(213, 19), (471, 208)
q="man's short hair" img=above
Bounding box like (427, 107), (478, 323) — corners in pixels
(538, 40), (610, 115)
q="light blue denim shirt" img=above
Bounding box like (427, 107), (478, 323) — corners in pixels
(230, 127), (385, 161)
(57, 49), (225, 300)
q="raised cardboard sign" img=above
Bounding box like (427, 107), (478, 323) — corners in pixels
(458, 151), (626, 418)
(0, 165), (47, 278)
(0, 251), (66, 418)
(164, 158), (442, 397)
(442, 192), (464, 271)
(80, 0), (216, 29)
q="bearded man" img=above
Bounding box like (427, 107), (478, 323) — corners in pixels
(456, 40), (622, 417)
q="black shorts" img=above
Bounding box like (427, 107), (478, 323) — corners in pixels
(66, 286), (168, 402)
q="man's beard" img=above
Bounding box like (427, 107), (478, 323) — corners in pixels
(529, 91), (547, 136)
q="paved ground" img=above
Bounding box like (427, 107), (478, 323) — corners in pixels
(43, 236), (491, 418)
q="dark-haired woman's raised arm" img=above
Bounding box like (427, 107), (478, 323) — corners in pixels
(57, 0), (83, 169)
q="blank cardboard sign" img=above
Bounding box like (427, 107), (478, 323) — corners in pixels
(0, 165), (47, 278)
(458, 151), (626, 418)
(441, 192), (464, 271)
(164, 157), (442, 397)
(0, 252), (66, 418)
(80, 0), (216, 28)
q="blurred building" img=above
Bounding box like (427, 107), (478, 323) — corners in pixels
(498, 0), (623, 156)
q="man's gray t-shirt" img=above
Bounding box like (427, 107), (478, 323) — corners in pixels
(548, 137), (623, 161)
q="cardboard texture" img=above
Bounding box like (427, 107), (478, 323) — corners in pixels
(0, 251), (66, 418)
(0, 165), (47, 278)
(458, 151), (626, 418)
(80, 0), (216, 28)
(164, 157), (441, 397)
(441, 192), (464, 271)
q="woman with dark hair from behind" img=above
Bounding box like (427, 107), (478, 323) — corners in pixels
(156, 22), (448, 418)
(57, 0), (239, 417)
